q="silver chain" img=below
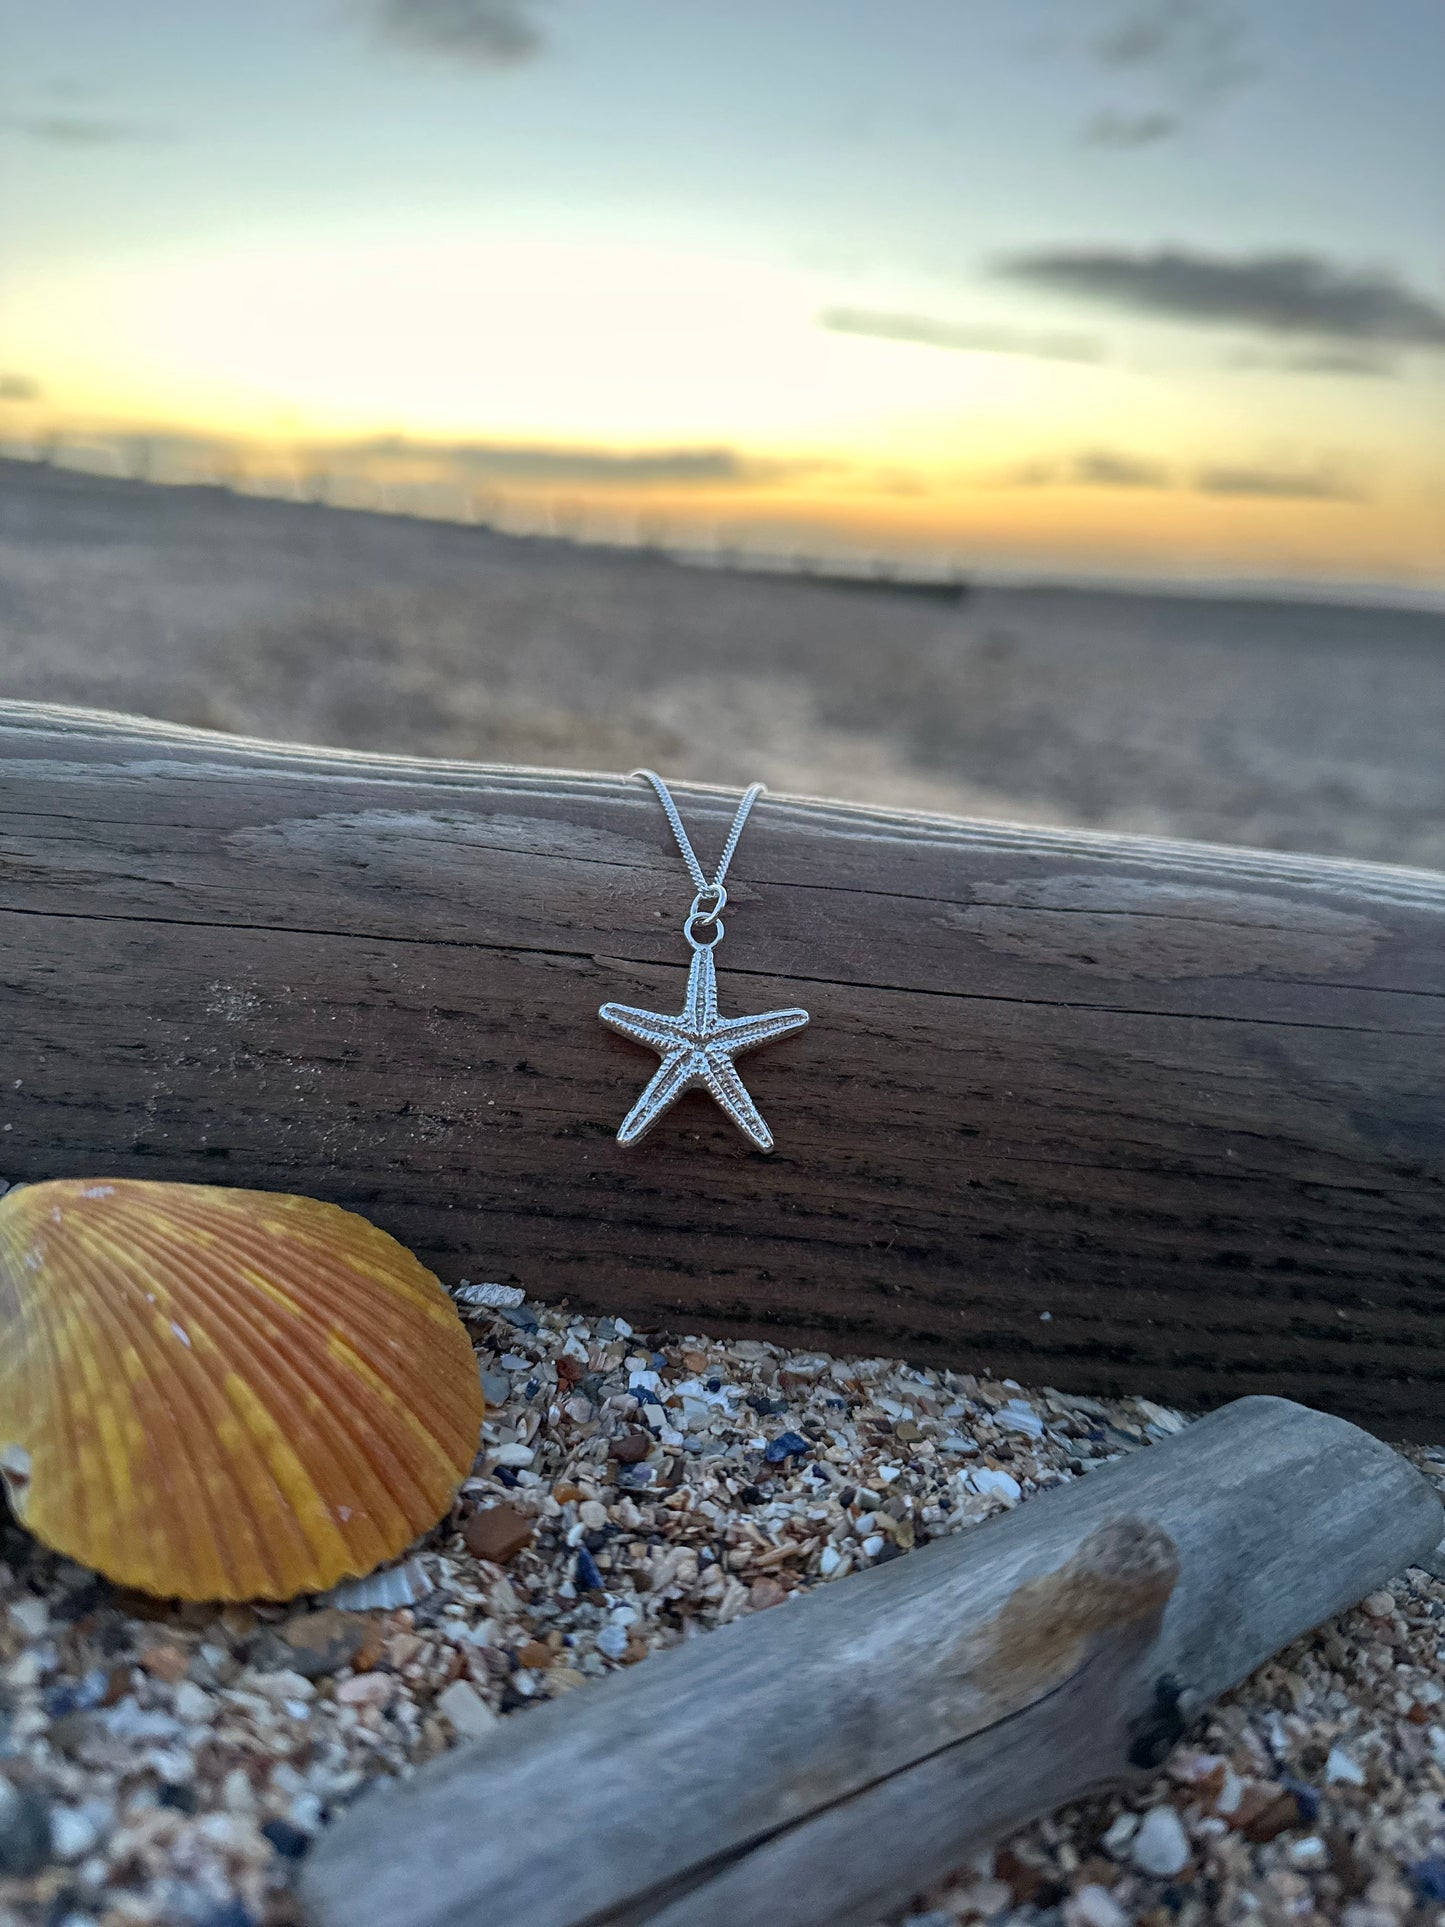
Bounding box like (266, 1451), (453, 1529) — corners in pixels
(631, 768), (765, 945)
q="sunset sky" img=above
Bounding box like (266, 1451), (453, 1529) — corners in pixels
(2, 0), (1442, 585)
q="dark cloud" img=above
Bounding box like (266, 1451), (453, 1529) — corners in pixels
(1083, 0), (1254, 139)
(1009, 450), (1362, 501)
(369, 0), (550, 65)
(2, 113), (168, 145)
(1013, 450), (1170, 489)
(820, 308), (1106, 364)
(1231, 347), (1399, 380)
(997, 246), (1445, 349)
(1074, 450), (1170, 488)
(0, 375), (42, 402)
(350, 436), (808, 487)
(1193, 464), (1363, 502)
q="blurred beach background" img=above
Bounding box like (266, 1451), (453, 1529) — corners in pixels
(1, 0), (1441, 862)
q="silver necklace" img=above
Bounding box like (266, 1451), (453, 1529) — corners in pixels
(599, 770), (809, 1153)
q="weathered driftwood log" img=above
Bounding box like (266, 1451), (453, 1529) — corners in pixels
(301, 1396), (1442, 1927)
(0, 702), (1443, 1431)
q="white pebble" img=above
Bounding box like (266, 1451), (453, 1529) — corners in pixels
(1326, 1744), (1365, 1786)
(453, 1282), (524, 1309)
(8, 1597), (49, 1640)
(966, 1468), (1022, 1505)
(999, 1401), (1045, 1440)
(492, 1443), (535, 1467)
(1067, 1884), (1129, 1927)
(173, 1681), (214, 1724)
(1130, 1804), (1190, 1877)
(595, 1624), (629, 1660)
(436, 1679), (499, 1741)
(1289, 1836), (1329, 1869)
(819, 1545), (844, 1577)
(1101, 1811), (1139, 1856)
(49, 1804), (104, 1862)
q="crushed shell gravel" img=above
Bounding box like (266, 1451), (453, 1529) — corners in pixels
(1, 1291), (1444, 1927)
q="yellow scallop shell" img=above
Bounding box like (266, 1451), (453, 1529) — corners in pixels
(0, 1179), (485, 1601)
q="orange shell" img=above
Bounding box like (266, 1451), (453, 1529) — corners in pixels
(0, 1179), (485, 1601)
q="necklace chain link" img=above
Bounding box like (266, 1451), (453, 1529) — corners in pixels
(632, 769), (765, 940)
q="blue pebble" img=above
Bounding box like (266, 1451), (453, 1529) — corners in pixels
(1282, 1777), (1320, 1823)
(196, 1903), (256, 1927)
(764, 1431), (811, 1464)
(651, 1351), (667, 1370)
(1409, 1858), (1445, 1903)
(575, 1547), (604, 1592)
(262, 1818), (312, 1860)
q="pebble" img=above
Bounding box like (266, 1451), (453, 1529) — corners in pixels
(967, 1467), (1022, 1505)
(454, 1282), (525, 1309)
(595, 1624), (630, 1660)
(274, 1608), (373, 1680)
(335, 1672), (393, 1708)
(1326, 1743), (1366, 1785)
(0, 1776), (52, 1877)
(479, 1371), (512, 1406)
(49, 1802), (106, 1862)
(491, 1443), (535, 1467)
(998, 1401), (1046, 1440)
(435, 1680), (499, 1741)
(1130, 1803), (1191, 1877)
(1066, 1884), (1129, 1927)
(463, 1504), (535, 1565)
(8, 1595), (49, 1639)
(1100, 1812), (1139, 1856)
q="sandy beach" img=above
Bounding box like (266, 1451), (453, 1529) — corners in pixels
(2, 458), (1441, 869)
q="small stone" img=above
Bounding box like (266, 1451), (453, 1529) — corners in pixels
(1326, 1745), (1365, 1786)
(138, 1641), (191, 1683)
(764, 1431), (810, 1464)
(464, 1504), (534, 1565)
(1288, 1836), (1329, 1870)
(274, 1608), (372, 1680)
(479, 1371), (512, 1406)
(1101, 1812), (1139, 1856)
(575, 1547), (604, 1593)
(517, 1640), (553, 1669)
(0, 1777), (52, 1877)
(262, 1817), (313, 1860)
(49, 1802), (104, 1862)
(1239, 1788), (1303, 1844)
(595, 1624), (630, 1659)
(967, 1467), (1022, 1505)
(1067, 1884), (1129, 1927)
(492, 1443), (535, 1467)
(1130, 1805), (1190, 1878)
(335, 1671), (394, 1707)
(999, 1400), (1045, 1439)
(1362, 1589), (1395, 1618)
(1408, 1856), (1445, 1903)
(610, 1431), (651, 1463)
(436, 1679), (499, 1741)
(8, 1596), (49, 1639)
(748, 1577), (788, 1611)
(454, 1281), (525, 1310)
(173, 1680), (215, 1723)
(955, 1878), (1012, 1917)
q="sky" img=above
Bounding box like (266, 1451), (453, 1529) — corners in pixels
(1, 0), (1443, 586)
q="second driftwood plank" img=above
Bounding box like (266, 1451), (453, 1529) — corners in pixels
(302, 1396), (1442, 1927)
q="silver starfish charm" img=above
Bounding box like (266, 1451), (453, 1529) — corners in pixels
(599, 945), (808, 1152)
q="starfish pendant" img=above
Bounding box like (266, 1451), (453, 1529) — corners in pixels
(599, 944), (808, 1152)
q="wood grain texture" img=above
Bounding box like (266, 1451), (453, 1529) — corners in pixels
(299, 1396), (1443, 1927)
(0, 702), (1442, 1431)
